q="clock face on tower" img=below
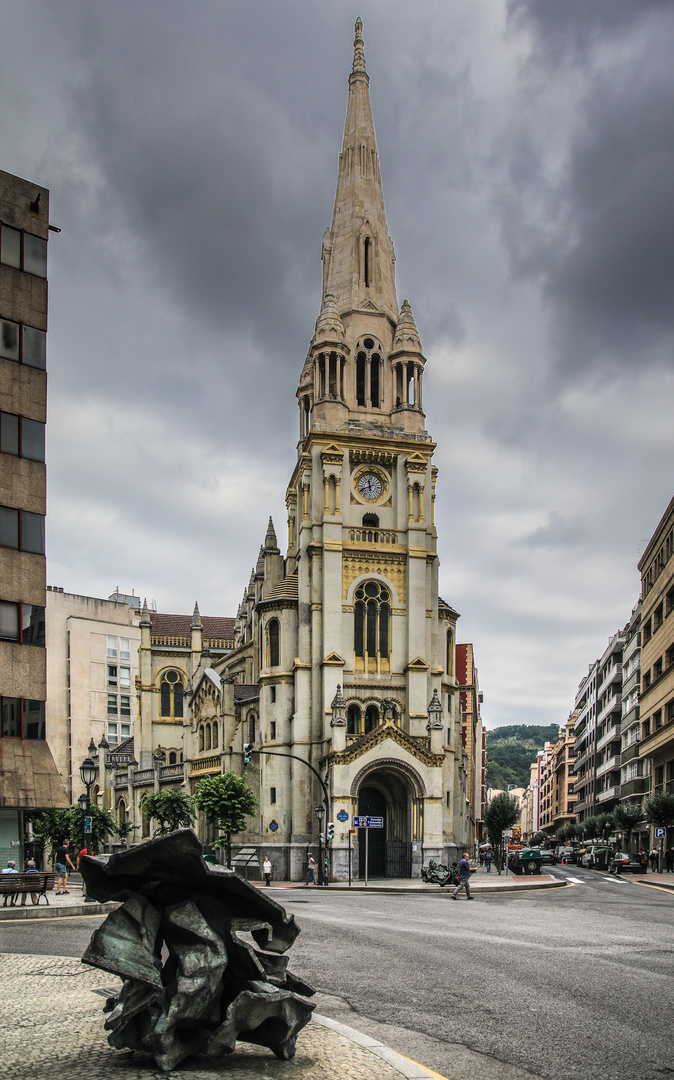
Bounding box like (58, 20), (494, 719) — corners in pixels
(357, 472), (383, 500)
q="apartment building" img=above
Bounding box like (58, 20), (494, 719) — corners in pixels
(638, 497), (674, 822)
(0, 170), (68, 867)
(594, 631), (626, 809)
(573, 662), (599, 821)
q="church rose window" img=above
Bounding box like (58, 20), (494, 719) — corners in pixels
(354, 581), (390, 661)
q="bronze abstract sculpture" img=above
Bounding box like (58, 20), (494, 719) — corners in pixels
(80, 830), (314, 1071)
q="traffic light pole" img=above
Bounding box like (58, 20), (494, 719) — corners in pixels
(245, 747), (331, 886)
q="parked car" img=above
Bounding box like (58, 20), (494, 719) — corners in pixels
(581, 846), (611, 870)
(556, 847), (576, 865)
(608, 852), (648, 875)
(539, 849), (558, 866)
(507, 848), (543, 875)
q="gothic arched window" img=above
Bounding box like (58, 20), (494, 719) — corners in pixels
(267, 619), (280, 667)
(446, 628), (454, 678)
(364, 704), (380, 733)
(347, 703), (361, 735)
(354, 581), (390, 660)
(199, 725), (204, 752)
(212, 720), (219, 748)
(160, 670), (184, 719)
(248, 713), (256, 744)
(205, 724), (212, 751)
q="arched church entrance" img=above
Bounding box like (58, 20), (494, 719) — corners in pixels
(357, 766), (413, 879)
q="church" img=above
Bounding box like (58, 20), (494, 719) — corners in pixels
(183, 20), (472, 881)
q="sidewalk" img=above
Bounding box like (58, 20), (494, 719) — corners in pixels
(0, 953), (446, 1080)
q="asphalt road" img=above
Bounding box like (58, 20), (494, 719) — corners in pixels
(1, 866), (673, 1080)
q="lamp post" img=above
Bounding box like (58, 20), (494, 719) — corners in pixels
(79, 756), (96, 857)
(315, 804), (325, 886)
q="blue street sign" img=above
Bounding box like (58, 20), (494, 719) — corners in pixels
(655, 827), (666, 838)
(336, 810), (349, 822)
(84, 817), (92, 833)
(269, 820), (279, 832)
(353, 816), (384, 828)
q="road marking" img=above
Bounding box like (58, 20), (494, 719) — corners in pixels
(633, 881), (674, 896)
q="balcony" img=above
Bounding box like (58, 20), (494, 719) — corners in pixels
(598, 663), (622, 692)
(346, 527), (401, 547)
(621, 777), (649, 798)
(596, 785), (621, 803)
(597, 721), (621, 753)
(597, 693), (622, 727)
(621, 702), (640, 731)
(622, 668), (640, 698)
(620, 742), (640, 765)
(596, 754), (621, 779)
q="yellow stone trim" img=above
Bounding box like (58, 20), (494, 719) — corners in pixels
(342, 551), (407, 602)
(406, 657), (430, 671)
(324, 540), (343, 551)
(408, 546), (428, 558)
(288, 432), (436, 489)
(325, 721), (444, 769)
(322, 652), (346, 666)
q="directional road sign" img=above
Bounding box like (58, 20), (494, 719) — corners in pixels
(353, 816), (384, 828)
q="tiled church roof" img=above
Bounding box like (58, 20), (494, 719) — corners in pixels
(234, 684), (260, 703)
(150, 612), (235, 646)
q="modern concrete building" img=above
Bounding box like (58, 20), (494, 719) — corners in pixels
(638, 496), (674, 848)
(619, 601), (648, 849)
(594, 631), (626, 810)
(0, 170), (68, 867)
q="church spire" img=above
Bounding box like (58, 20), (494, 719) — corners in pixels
(322, 18), (398, 322)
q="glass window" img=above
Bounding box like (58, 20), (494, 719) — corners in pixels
(120, 637), (130, 660)
(119, 667), (131, 689)
(1, 225), (21, 269)
(268, 619), (280, 666)
(21, 418), (45, 462)
(107, 694), (118, 715)
(174, 683), (183, 718)
(120, 723), (131, 740)
(0, 506), (19, 549)
(120, 695), (131, 716)
(0, 412), (19, 455)
(23, 699), (45, 739)
(107, 664), (118, 687)
(107, 635), (118, 657)
(0, 318), (20, 361)
(1, 697), (21, 737)
(22, 605), (45, 646)
(22, 326), (46, 370)
(160, 680), (171, 716)
(23, 233), (47, 278)
(107, 722), (118, 745)
(21, 511), (44, 554)
(0, 601), (19, 641)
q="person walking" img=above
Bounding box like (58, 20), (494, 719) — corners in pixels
(484, 848), (493, 873)
(305, 854), (316, 885)
(54, 839), (75, 894)
(451, 853), (474, 900)
(262, 856), (272, 887)
(665, 847), (673, 873)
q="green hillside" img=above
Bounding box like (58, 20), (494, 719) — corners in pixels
(486, 724), (559, 790)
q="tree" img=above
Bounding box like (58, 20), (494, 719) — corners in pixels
(531, 830), (547, 846)
(30, 804), (117, 862)
(484, 793), (521, 870)
(142, 789), (195, 836)
(613, 803), (644, 851)
(192, 772), (258, 869)
(644, 792), (674, 830)
(596, 812), (614, 841)
(580, 815), (598, 841)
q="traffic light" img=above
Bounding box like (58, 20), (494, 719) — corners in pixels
(319, 832), (325, 844)
(243, 743), (254, 766)
(327, 821), (334, 842)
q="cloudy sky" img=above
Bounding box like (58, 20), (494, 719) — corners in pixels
(3, 0), (673, 729)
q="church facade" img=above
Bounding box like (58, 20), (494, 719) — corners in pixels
(186, 20), (471, 880)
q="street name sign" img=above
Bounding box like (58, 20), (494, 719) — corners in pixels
(336, 810), (349, 822)
(353, 816), (384, 828)
(85, 817), (92, 832)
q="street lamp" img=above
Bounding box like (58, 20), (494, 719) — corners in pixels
(315, 804), (325, 886)
(79, 756), (96, 857)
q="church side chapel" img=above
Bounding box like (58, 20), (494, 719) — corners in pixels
(186, 20), (470, 881)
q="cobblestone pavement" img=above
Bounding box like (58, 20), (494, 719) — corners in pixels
(0, 955), (425, 1080)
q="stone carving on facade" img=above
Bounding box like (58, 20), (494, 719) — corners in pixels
(80, 831), (314, 1072)
(325, 720), (443, 769)
(426, 689), (443, 730)
(341, 552), (406, 602)
(330, 684), (347, 726)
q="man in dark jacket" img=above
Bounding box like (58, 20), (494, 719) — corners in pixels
(451, 853), (474, 900)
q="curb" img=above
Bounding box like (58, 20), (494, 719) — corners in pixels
(313, 1013), (449, 1080)
(296, 879), (567, 895)
(0, 900), (120, 921)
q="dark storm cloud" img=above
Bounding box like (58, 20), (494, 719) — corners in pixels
(499, 0), (674, 376)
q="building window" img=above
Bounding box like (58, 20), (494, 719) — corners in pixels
(363, 236), (371, 288)
(119, 667), (131, 690)
(199, 725), (204, 752)
(107, 665), (118, 688)
(0, 601), (45, 646)
(0, 224), (47, 278)
(248, 713), (256, 743)
(354, 580), (390, 661)
(205, 724), (212, 751)
(160, 670), (184, 719)
(347, 703), (361, 734)
(270, 685), (276, 703)
(107, 694), (118, 716)
(107, 636), (118, 658)
(267, 619), (280, 667)
(0, 506), (45, 554)
(446, 628), (454, 678)
(107, 721), (131, 746)
(364, 703), (379, 733)
(212, 721), (219, 748)
(0, 412), (45, 461)
(270, 721), (276, 740)
(270, 787), (277, 804)
(0, 697), (45, 739)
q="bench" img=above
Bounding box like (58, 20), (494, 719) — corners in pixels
(0, 872), (56, 907)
